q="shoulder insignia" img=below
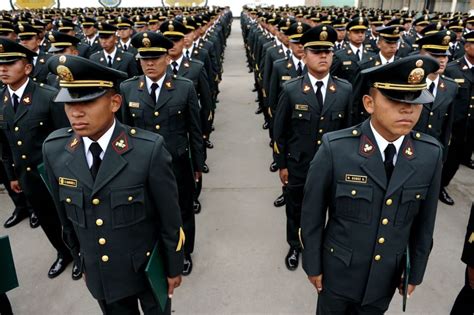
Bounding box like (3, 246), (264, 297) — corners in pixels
(112, 131), (129, 154)
(359, 135), (376, 156)
(287, 62), (292, 69)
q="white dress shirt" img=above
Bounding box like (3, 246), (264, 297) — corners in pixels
(308, 72), (330, 104)
(426, 75), (440, 98)
(145, 73), (166, 103)
(104, 47), (117, 64)
(171, 55), (184, 72)
(291, 54), (304, 70)
(82, 120), (116, 168)
(379, 53), (395, 65)
(370, 120), (405, 165)
(7, 78), (29, 102)
(349, 42), (363, 60)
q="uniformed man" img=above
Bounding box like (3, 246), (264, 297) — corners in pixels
(45, 31), (81, 88)
(331, 17), (375, 84)
(0, 20), (16, 41)
(273, 25), (352, 271)
(447, 19), (465, 61)
(301, 55), (442, 314)
(44, 54), (184, 314)
(89, 22), (139, 79)
(80, 16), (101, 56)
(332, 17), (348, 51)
(451, 202), (474, 314)
(121, 32), (204, 276)
(0, 38), (76, 279)
(415, 29), (458, 160)
(116, 17), (138, 56)
(55, 18), (90, 58)
(440, 31), (474, 206)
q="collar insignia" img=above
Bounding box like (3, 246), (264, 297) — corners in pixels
(303, 84), (311, 93)
(22, 95), (31, 105)
(403, 140), (415, 159)
(165, 81), (173, 89)
(112, 132), (128, 154)
(116, 57), (121, 61)
(287, 62), (292, 69)
(184, 62), (190, 68)
(69, 137), (80, 150)
(359, 135), (376, 156)
(329, 83), (336, 92)
(3, 95), (8, 103)
(139, 80), (145, 89)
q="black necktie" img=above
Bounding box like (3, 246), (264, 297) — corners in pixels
(186, 49), (190, 59)
(296, 61), (303, 76)
(315, 81), (324, 107)
(356, 49), (361, 61)
(286, 49), (291, 59)
(172, 61), (178, 75)
(123, 44), (127, 51)
(150, 82), (159, 104)
(89, 142), (102, 180)
(107, 55), (113, 67)
(428, 82), (435, 95)
(384, 143), (396, 181)
(12, 93), (19, 113)
(337, 43), (340, 50)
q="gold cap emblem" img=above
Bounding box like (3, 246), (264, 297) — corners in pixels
(56, 65), (74, 81)
(19, 24), (24, 32)
(296, 22), (303, 34)
(359, 17), (363, 25)
(408, 68), (425, 84)
(442, 35), (451, 45)
(0, 44), (3, 53)
(59, 55), (67, 64)
(48, 32), (55, 42)
(320, 31), (328, 41)
(169, 21), (174, 31)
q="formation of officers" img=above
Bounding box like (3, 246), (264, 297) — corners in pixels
(242, 5), (474, 314)
(0, 3), (232, 300)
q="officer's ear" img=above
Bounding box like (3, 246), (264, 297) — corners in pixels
(362, 89), (375, 115)
(109, 92), (122, 113)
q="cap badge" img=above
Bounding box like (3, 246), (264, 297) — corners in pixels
(142, 36), (151, 48)
(118, 17), (122, 23)
(98, 23), (103, 30)
(359, 17), (363, 25)
(415, 59), (424, 68)
(394, 27), (400, 34)
(169, 22), (174, 32)
(297, 23), (303, 34)
(19, 24), (24, 32)
(0, 44), (3, 53)
(408, 67), (425, 84)
(56, 65), (74, 81)
(442, 35), (450, 45)
(59, 21), (63, 27)
(48, 33), (55, 42)
(320, 31), (328, 41)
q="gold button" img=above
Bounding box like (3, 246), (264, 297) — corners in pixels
(298, 113), (302, 118)
(66, 198), (72, 203)
(430, 112), (434, 116)
(319, 129), (323, 133)
(101, 255), (109, 262)
(96, 219), (104, 226)
(146, 251), (151, 256)
(338, 113), (342, 118)
(320, 116), (324, 121)
(14, 126), (19, 132)
(26, 167), (31, 171)
(352, 129), (358, 136)
(130, 128), (136, 135)
(470, 105), (473, 108)
(382, 218), (389, 225)
(428, 124), (432, 129)
(154, 111), (159, 116)
(415, 132), (421, 139)
(155, 124), (160, 130)
(351, 190), (357, 196)
(378, 237), (385, 244)
(468, 114), (471, 117)
(374, 255), (381, 261)
(386, 199), (393, 206)
(416, 194), (421, 199)
(17, 140), (22, 146)
(178, 110), (182, 114)
(21, 155), (26, 159)
(92, 198), (100, 205)
(128, 196), (133, 202)
(98, 238), (106, 245)
(39, 122), (43, 126)
(317, 140), (321, 145)
(132, 113), (136, 117)
(330, 248), (334, 253)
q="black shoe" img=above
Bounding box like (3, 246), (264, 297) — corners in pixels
(211, 125), (215, 132)
(439, 187), (454, 206)
(183, 254), (193, 276)
(202, 163), (210, 174)
(71, 261), (82, 281)
(3, 211), (28, 228)
(205, 140), (214, 149)
(269, 140), (273, 148)
(255, 107), (263, 114)
(273, 194), (286, 207)
(29, 212), (40, 229)
(48, 255), (72, 279)
(462, 159), (474, 170)
(262, 122), (269, 130)
(269, 162), (278, 173)
(252, 87), (257, 92)
(193, 200), (201, 214)
(285, 247), (300, 271)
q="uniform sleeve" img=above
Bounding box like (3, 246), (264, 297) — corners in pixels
(50, 98), (70, 130)
(186, 83), (204, 173)
(343, 83), (353, 128)
(461, 203), (474, 267)
(1, 138), (16, 181)
(408, 146), (443, 285)
(197, 67), (214, 137)
(301, 134), (333, 276)
(119, 83), (133, 125)
(440, 85), (457, 162)
(267, 61), (280, 115)
(148, 136), (184, 277)
(272, 86), (291, 169)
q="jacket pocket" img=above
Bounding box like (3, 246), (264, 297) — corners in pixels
(169, 106), (186, 131)
(129, 108), (145, 128)
(291, 110), (312, 134)
(335, 182), (373, 224)
(59, 187), (86, 228)
(131, 242), (155, 273)
(110, 185), (146, 229)
(331, 111), (345, 121)
(323, 236), (353, 267)
(395, 185), (429, 226)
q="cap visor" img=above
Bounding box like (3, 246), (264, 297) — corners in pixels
(54, 87), (109, 103)
(380, 88), (434, 104)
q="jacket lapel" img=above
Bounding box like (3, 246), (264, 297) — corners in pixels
(359, 121), (387, 190)
(14, 80), (34, 124)
(65, 135), (94, 191)
(385, 137), (416, 197)
(321, 76), (337, 116)
(137, 75), (155, 110)
(431, 78), (447, 111)
(301, 74), (319, 112)
(92, 122), (131, 196)
(459, 58), (474, 84)
(155, 74), (174, 111)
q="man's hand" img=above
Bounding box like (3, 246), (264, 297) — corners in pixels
(194, 172), (202, 183)
(279, 168), (289, 185)
(468, 266), (474, 289)
(398, 283), (416, 298)
(308, 274), (323, 293)
(167, 275), (182, 298)
(10, 180), (21, 193)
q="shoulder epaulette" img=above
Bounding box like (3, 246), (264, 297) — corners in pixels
(410, 131), (442, 147)
(326, 125), (363, 142)
(44, 127), (72, 142)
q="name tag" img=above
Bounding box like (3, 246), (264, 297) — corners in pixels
(454, 78), (465, 84)
(59, 177), (77, 188)
(295, 104), (309, 111)
(281, 76), (291, 81)
(345, 174), (368, 184)
(128, 102), (140, 108)
(343, 61), (352, 66)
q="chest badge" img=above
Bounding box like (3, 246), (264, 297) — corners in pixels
(303, 84), (311, 93)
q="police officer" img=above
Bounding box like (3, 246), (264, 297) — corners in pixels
(44, 54), (184, 314)
(55, 19), (90, 58)
(273, 25), (352, 271)
(89, 22), (139, 79)
(115, 17), (138, 56)
(0, 38), (76, 279)
(441, 31), (474, 206)
(451, 202), (474, 315)
(80, 16), (101, 56)
(120, 32), (204, 276)
(301, 55), (442, 314)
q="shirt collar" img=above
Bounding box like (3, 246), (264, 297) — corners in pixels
(172, 54), (184, 69)
(291, 54), (304, 67)
(87, 34), (98, 43)
(349, 42), (362, 54)
(82, 119), (116, 157)
(370, 120), (405, 163)
(307, 72), (330, 92)
(464, 56), (474, 69)
(120, 38), (131, 47)
(379, 53), (395, 64)
(8, 78), (30, 100)
(104, 47), (117, 60)
(145, 73), (167, 94)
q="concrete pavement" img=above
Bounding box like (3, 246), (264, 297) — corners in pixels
(1, 19), (473, 314)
